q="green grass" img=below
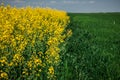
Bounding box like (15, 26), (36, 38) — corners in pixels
(56, 13), (120, 80)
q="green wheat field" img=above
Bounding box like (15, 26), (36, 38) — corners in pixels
(56, 13), (120, 80)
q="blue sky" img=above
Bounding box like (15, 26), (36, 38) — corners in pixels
(1, 0), (120, 13)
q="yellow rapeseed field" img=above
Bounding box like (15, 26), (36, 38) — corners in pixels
(0, 4), (72, 80)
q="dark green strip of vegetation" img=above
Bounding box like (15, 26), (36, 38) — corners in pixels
(56, 13), (120, 80)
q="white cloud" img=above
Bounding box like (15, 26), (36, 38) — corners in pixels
(89, 1), (95, 4)
(50, 1), (57, 4)
(81, 1), (87, 4)
(12, 0), (25, 3)
(63, 1), (79, 4)
(81, 0), (95, 4)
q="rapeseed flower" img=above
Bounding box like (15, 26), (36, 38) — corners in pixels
(0, 4), (71, 79)
(0, 71), (8, 80)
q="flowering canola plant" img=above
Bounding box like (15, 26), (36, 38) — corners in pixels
(0, 5), (72, 80)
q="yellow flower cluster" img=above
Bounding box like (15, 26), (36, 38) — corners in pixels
(0, 5), (71, 79)
(0, 70), (8, 80)
(12, 53), (25, 66)
(47, 66), (55, 79)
